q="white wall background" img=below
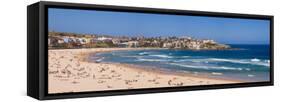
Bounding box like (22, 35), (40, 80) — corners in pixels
(0, 0), (280, 101)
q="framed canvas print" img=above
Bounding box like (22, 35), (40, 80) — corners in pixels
(27, 1), (274, 100)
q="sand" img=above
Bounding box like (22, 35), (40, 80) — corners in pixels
(48, 48), (241, 94)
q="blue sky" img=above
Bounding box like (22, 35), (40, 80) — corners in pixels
(48, 8), (270, 44)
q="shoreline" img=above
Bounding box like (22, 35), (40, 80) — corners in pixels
(48, 47), (243, 51)
(87, 49), (244, 82)
(48, 48), (242, 94)
(102, 62), (244, 82)
(86, 48), (247, 82)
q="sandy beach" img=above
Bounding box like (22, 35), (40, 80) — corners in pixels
(48, 48), (241, 94)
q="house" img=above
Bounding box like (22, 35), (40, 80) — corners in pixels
(48, 38), (51, 46)
(97, 36), (112, 41)
(48, 36), (64, 47)
(84, 38), (92, 44)
(202, 39), (216, 44)
(112, 39), (121, 45)
(57, 38), (64, 44)
(118, 42), (129, 48)
(77, 38), (87, 45)
(128, 41), (139, 48)
(163, 42), (173, 48)
(62, 36), (70, 43)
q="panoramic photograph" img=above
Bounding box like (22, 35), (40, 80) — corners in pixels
(48, 8), (270, 94)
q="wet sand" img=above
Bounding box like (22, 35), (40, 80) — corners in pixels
(48, 48), (241, 94)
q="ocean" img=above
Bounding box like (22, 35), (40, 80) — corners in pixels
(92, 44), (270, 82)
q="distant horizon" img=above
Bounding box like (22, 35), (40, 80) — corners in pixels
(48, 8), (270, 44)
(49, 31), (270, 45)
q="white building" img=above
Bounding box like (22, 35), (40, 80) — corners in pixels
(97, 36), (112, 41)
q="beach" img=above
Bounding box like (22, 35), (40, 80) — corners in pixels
(48, 48), (241, 94)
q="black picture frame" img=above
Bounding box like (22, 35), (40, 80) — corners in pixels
(27, 1), (274, 100)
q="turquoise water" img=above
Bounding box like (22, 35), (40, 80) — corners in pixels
(92, 45), (270, 82)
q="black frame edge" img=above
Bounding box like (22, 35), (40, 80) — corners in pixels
(270, 16), (274, 86)
(27, 2), (40, 100)
(28, 1), (274, 100)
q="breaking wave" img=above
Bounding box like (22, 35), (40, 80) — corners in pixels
(136, 58), (169, 62)
(138, 52), (150, 55)
(149, 54), (174, 58)
(168, 63), (243, 71)
(208, 58), (269, 67)
(174, 58), (269, 67)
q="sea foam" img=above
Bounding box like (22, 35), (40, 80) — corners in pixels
(149, 54), (174, 58)
(168, 63), (243, 70)
(138, 52), (150, 55)
(136, 58), (168, 62)
(175, 58), (269, 67)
